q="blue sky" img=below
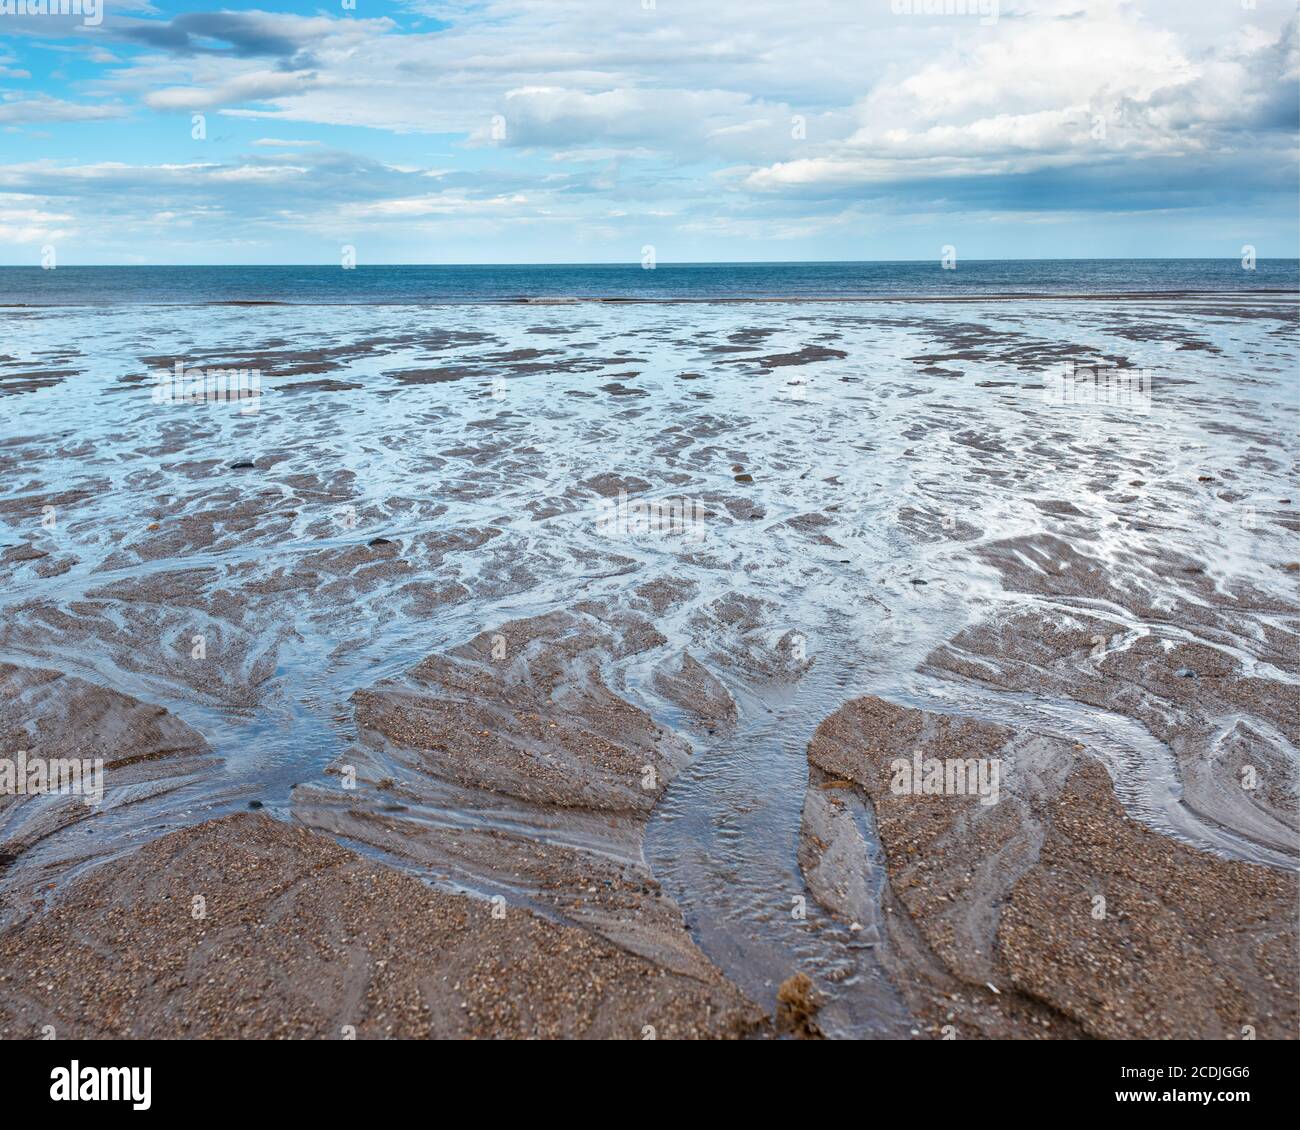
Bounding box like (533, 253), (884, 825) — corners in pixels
(0, 0), (1297, 264)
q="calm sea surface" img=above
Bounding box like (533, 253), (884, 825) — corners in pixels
(1, 259), (1296, 305)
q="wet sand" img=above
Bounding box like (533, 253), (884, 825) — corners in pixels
(0, 296), (1296, 1038)
(802, 697), (1295, 1039)
(0, 814), (759, 1039)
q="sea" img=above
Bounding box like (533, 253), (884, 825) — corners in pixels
(0, 258), (1296, 305)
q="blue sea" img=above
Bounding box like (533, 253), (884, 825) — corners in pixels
(1, 258), (1296, 305)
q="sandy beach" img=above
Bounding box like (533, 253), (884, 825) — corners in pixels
(1, 295), (1296, 1039)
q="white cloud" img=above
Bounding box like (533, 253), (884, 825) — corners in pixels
(0, 94), (128, 123)
(744, 3), (1298, 190)
(2, 0), (1295, 260)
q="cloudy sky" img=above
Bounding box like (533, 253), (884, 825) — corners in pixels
(0, 0), (1296, 264)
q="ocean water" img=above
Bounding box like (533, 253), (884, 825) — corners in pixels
(1, 258), (1297, 305)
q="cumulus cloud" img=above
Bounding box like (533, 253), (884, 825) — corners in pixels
(743, 4), (1298, 198)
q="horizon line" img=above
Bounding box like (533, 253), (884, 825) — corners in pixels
(4, 256), (1298, 269)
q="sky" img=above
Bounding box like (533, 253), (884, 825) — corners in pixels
(0, 0), (1297, 264)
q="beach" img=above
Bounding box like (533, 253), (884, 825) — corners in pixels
(0, 293), (1296, 1039)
